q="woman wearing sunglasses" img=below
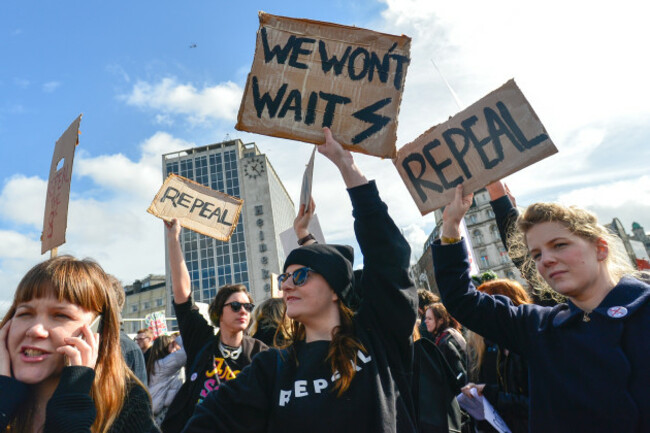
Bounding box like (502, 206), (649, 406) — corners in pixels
(160, 219), (268, 433)
(182, 127), (418, 433)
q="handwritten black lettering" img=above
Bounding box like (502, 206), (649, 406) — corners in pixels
(252, 77), (287, 118)
(351, 98), (391, 144)
(319, 41), (351, 75)
(347, 47), (370, 81)
(160, 187), (181, 207)
(319, 91), (351, 127)
(260, 27), (295, 64)
(288, 37), (316, 70)
(497, 101), (548, 149)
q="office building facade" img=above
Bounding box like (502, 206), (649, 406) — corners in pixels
(162, 139), (295, 311)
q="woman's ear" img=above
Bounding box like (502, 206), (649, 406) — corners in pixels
(596, 238), (609, 261)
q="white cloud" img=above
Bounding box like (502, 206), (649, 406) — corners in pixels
(554, 175), (650, 232)
(0, 132), (196, 304)
(122, 77), (243, 125)
(42, 81), (61, 93)
(0, 175), (47, 228)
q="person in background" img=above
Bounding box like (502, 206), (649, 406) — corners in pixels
(109, 275), (147, 385)
(249, 297), (291, 348)
(136, 328), (154, 364)
(434, 184), (650, 432)
(424, 302), (468, 387)
(417, 289), (440, 341)
(462, 279), (531, 433)
(147, 333), (186, 427)
(181, 127), (418, 432)
(0, 255), (156, 433)
(160, 218), (267, 433)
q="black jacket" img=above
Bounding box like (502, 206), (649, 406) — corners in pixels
(181, 181), (418, 433)
(161, 299), (267, 433)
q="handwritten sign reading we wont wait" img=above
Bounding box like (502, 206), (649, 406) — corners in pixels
(147, 174), (243, 241)
(236, 12), (411, 159)
(395, 80), (558, 215)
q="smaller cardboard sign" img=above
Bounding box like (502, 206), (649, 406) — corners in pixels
(236, 12), (411, 158)
(147, 174), (243, 241)
(41, 114), (82, 254)
(299, 146), (317, 209)
(394, 79), (557, 215)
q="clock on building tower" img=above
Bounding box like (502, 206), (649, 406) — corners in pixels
(243, 156), (265, 180)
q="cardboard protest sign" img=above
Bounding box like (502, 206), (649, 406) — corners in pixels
(41, 114), (82, 254)
(236, 12), (411, 158)
(394, 80), (557, 215)
(299, 146), (317, 209)
(147, 174), (243, 241)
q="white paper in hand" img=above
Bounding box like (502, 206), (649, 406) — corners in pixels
(299, 146), (317, 209)
(456, 388), (511, 433)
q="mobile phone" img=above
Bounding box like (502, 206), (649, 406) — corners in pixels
(77, 315), (103, 342)
(89, 314), (103, 335)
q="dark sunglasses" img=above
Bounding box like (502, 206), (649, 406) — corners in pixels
(277, 267), (314, 287)
(224, 301), (255, 313)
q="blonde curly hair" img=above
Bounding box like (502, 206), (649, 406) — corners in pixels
(508, 202), (639, 300)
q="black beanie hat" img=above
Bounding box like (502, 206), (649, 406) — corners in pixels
(283, 244), (354, 306)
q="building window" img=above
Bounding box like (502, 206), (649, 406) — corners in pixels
(487, 209), (495, 218)
(131, 305), (138, 313)
(469, 214), (478, 224)
(499, 246), (509, 263)
(479, 252), (489, 269)
(472, 229), (484, 246)
(156, 299), (163, 307)
(143, 301), (151, 310)
(490, 224), (499, 241)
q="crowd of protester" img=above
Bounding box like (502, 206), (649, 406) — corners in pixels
(0, 129), (648, 433)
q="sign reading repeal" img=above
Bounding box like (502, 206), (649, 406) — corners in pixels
(41, 114), (82, 254)
(147, 174), (243, 241)
(236, 12), (411, 159)
(394, 80), (558, 215)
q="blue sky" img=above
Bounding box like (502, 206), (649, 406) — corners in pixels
(2, 0), (649, 308)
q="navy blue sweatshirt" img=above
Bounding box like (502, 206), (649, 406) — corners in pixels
(181, 181), (418, 433)
(433, 240), (650, 433)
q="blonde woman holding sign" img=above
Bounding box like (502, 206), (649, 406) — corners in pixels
(434, 184), (650, 433)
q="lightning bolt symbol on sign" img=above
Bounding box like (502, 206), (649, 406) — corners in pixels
(351, 98), (392, 144)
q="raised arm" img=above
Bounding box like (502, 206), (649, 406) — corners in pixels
(317, 127), (368, 188)
(165, 218), (191, 304)
(317, 128), (416, 341)
(434, 185), (537, 355)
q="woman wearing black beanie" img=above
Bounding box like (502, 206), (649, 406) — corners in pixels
(182, 127), (418, 433)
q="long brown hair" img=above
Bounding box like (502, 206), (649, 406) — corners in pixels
(425, 302), (461, 337)
(280, 300), (365, 397)
(146, 334), (176, 382)
(248, 297), (291, 347)
(1, 256), (144, 433)
(467, 279), (531, 378)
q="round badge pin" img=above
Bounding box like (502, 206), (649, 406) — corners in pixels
(607, 306), (628, 318)
(191, 372), (198, 382)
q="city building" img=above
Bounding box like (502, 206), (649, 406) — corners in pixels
(122, 274), (168, 334)
(413, 188), (524, 295)
(162, 139), (296, 312)
(631, 222), (650, 253)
